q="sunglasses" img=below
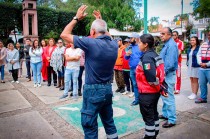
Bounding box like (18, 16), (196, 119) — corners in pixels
(58, 42), (63, 43)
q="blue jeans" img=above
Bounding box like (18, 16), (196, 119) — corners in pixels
(81, 83), (118, 139)
(57, 66), (65, 78)
(26, 60), (31, 77)
(63, 69), (79, 96)
(198, 69), (210, 100)
(31, 62), (42, 84)
(130, 68), (139, 103)
(0, 65), (5, 80)
(161, 71), (176, 124)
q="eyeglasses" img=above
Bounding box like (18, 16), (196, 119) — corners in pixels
(58, 42), (63, 43)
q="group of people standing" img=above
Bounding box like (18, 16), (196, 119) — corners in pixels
(0, 38), (85, 100)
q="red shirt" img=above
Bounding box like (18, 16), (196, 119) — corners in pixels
(122, 49), (130, 70)
(174, 39), (184, 63)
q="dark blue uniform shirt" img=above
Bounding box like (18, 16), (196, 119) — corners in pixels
(74, 35), (118, 84)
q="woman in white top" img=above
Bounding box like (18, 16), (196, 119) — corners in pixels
(29, 40), (43, 87)
(187, 36), (200, 99)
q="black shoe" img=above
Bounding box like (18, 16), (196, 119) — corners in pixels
(70, 93), (73, 96)
(68, 89), (73, 92)
(120, 88), (125, 93)
(59, 86), (64, 90)
(43, 80), (46, 82)
(115, 88), (121, 92)
(159, 115), (168, 120)
(162, 121), (176, 128)
(78, 90), (82, 96)
(54, 83), (57, 86)
(130, 101), (139, 106)
(47, 83), (51, 86)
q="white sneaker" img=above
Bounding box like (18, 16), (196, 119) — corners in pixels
(34, 84), (37, 88)
(11, 81), (15, 83)
(129, 92), (134, 98)
(122, 91), (130, 95)
(37, 84), (41, 87)
(188, 93), (197, 100)
(16, 81), (19, 84)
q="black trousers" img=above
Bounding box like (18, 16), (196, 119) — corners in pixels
(11, 69), (18, 81)
(139, 93), (160, 139)
(123, 70), (134, 92)
(78, 66), (85, 91)
(47, 65), (57, 84)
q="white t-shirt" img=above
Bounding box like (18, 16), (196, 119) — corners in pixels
(65, 47), (82, 70)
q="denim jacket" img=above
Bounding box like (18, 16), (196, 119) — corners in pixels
(160, 38), (178, 74)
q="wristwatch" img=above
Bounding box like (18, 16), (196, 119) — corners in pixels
(73, 16), (79, 22)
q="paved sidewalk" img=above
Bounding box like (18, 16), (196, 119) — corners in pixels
(0, 60), (210, 139)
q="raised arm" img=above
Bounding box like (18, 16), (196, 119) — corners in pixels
(60, 5), (88, 43)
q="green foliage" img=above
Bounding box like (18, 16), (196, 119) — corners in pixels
(191, 0), (210, 18)
(0, 2), (22, 39)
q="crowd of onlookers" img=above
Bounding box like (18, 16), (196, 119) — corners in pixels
(0, 38), (85, 100)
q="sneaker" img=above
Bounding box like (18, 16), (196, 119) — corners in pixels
(11, 81), (15, 83)
(174, 90), (180, 94)
(59, 94), (68, 99)
(129, 92), (134, 98)
(195, 98), (207, 103)
(34, 84), (37, 88)
(37, 84), (41, 87)
(188, 93), (197, 100)
(16, 81), (19, 84)
(122, 91), (130, 95)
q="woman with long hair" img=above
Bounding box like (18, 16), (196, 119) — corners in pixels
(187, 36), (200, 99)
(0, 40), (7, 83)
(44, 38), (57, 86)
(16, 42), (24, 78)
(7, 43), (20, 83)
(29, 40), (43, 87)
(41, 39), (48, 82)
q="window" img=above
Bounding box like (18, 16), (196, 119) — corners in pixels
(28, 3), (33, 9)
(198, 19), (203, 24)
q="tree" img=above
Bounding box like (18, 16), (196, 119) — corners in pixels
(148, 17), (159, 32)
(191, 0), (210, 18)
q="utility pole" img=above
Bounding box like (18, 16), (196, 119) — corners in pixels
(181, 0), (183, 33)
(144, 0), (147, 34)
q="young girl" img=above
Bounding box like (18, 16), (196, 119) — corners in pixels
(136, 34), (166, 139)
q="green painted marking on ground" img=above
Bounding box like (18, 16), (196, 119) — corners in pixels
(53, 94), (145, 136)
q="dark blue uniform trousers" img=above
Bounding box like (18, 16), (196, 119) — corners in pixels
(81, 83), (118, 139)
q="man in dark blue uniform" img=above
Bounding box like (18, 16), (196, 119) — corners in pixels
(60, 5), (118, 139)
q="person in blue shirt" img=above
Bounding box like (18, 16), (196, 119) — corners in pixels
(125, 32), (143, 106)
(60, 6), (118, 139)
(159, 27), (178, 128)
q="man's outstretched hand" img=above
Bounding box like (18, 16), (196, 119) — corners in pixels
(76, 5), (88, 21)
(93, 10), (102, 19)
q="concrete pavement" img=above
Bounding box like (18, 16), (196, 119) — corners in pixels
(0, 59), (210, 139)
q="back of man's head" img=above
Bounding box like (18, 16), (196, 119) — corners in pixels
(91, 19), (107, 34)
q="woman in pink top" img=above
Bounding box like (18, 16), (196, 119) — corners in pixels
(44, 38), (57, 86)
(0, 40), (7, 83)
